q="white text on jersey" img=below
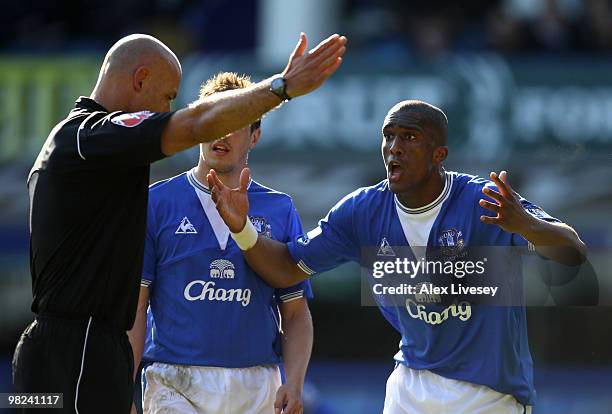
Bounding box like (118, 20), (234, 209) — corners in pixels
(405, 298), (471, 325)
(184, 280), (251, 307)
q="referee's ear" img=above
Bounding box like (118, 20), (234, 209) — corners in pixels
(133, 66), (149, 91)
(249, 127), (261, 150)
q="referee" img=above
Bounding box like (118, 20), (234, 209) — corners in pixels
(12, 33), (346, 414)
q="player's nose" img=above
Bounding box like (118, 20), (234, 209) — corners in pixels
(389, 138), (403, 155)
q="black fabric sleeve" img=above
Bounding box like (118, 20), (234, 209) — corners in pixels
(76, 110), (174, 166)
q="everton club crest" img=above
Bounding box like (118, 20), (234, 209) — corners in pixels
(438, 228), (466, 259)
(250, 217), (272, 239)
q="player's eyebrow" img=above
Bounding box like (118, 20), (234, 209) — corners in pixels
(383, 124), (424, 134)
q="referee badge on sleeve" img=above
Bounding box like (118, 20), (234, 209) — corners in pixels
(111, 111), (154, 127)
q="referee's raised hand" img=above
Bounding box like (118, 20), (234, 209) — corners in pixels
(282, 33), (347, 99)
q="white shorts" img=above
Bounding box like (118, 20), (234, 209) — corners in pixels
(142, 362), (281, 414)
(383, 364), (532, 414)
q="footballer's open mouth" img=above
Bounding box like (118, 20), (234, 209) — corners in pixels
(212, 142), (230, 155)
(387, 160), (403, 182)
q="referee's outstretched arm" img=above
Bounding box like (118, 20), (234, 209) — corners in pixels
(162, 33), (346, 155)
(91, 33), (347, 157)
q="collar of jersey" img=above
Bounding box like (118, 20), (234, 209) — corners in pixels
(187, 167), (252, 195)
(394, 171), (452, 215)
(75, 96), (108, 112)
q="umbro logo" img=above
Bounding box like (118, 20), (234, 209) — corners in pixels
(175, 216), (197, 234)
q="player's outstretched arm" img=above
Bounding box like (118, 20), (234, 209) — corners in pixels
(207, 168), (309, 288)
(479, 171), (587, 265)
(161, 33), (347, 155)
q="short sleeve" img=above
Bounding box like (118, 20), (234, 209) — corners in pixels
(286, 193), (359, 276)
(276, 203), (313, 302)
(141, 202), (158, 289)
(519, 198), (561, 223)
(77, 110), (174, 166)
(512, 196), (562, 247)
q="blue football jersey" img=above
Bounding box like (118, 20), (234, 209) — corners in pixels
(287, 171), (559, 405)
(142, 169), (313, 368)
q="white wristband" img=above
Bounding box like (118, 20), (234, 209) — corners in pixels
(231, 218), (258, 250)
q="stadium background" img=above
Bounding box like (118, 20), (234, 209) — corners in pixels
(1, 0), (612, 412)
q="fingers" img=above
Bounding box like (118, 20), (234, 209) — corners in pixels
(283, 399), (300, 414)
(316, 57), (343, 83)
(309, 37), (347, 64)
(290, 32), (307, 60)
(490, 171), (511, 198)
(209, 182), (219, 203)
(309, 55), (344, 90)
(480, 215), (500, 225)
(285, 35), (345, 80)
(207, 171), (222, 203)
(239, 168), (251, 193)
(274, 387), (286, 414)
(307, 42), (347, 76)
(482, 186), (505, 204)
(308, 33), (343, 57)
(499, 170), (507, 183)
(479, 199), (501, 213)
(314, 46), (346, 72)
(274, 394), (285, 414)
(498, 170), (518, 196)
(207, 169), (225, 189)
(283, 33), (347, 97)
(206, 172), (217, 194)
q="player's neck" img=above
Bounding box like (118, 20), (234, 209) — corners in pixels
(194, 161), (244, 190)
(396, 169), (445, 209)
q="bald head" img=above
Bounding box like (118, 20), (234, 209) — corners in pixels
(383, 100), (448, 147)
(102, 34), (181, 78)
(91, 34), (182, 113)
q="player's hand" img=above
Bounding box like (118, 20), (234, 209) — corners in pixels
(479, 171), (535, 235)
(130, 402), (138, 414)
(207, 168), (250, 233)
(281, 32), (347, 99)
(274, 383), (303, 414)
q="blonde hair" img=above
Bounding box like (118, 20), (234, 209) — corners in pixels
(199, 72), (253, 96)
(199, 72), (260, 131)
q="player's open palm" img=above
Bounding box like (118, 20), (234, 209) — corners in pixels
(479, 171), (533, 235)
(274, 383), (303, 414)
(207, 168), (250, 233)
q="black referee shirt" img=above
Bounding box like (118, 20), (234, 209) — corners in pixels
(28, 97), (174, 331)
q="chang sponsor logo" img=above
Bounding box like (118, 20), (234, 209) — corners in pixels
(210, 259), (235, 279)
(183, 280), (251, 307)
(405, 298), (471, 325)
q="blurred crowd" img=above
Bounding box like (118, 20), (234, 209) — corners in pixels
(345, 0), (612, 58)
(3, 0), (612, 58)
(1, 0), (258, 57)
